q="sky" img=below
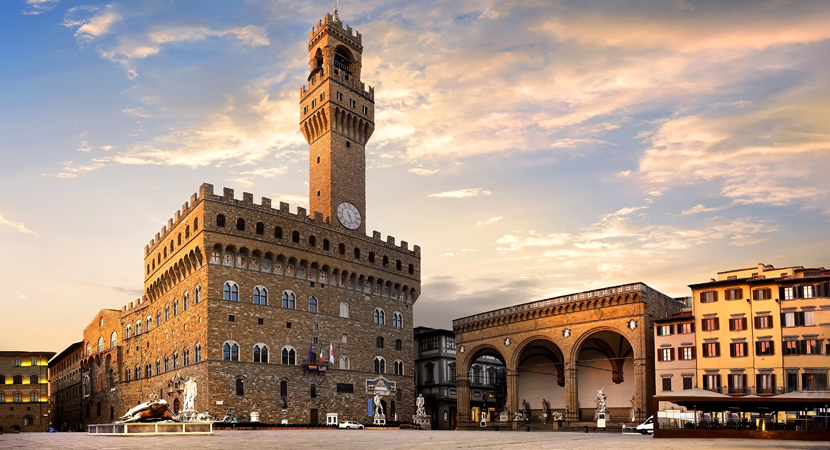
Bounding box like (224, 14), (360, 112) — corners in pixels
(1, 0), (829, 352)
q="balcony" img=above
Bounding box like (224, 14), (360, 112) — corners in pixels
(303, 360), (330, 373)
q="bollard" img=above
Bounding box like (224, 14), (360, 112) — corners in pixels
(584, 426), (589, 433)
(495, 426), (499, 432)
(526, 425), (530, 432)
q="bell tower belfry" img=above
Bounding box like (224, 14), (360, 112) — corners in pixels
(301, 9), (374, 235)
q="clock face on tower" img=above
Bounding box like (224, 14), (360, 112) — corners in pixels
(336, 202), (362, 230)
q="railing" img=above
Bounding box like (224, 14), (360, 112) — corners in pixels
(452, 283), (646, 327)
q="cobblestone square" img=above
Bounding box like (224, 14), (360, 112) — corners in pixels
(1, 430), (827, 450)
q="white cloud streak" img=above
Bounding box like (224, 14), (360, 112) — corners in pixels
(0, 214), (36, 234)
(427, 188), (491, 199)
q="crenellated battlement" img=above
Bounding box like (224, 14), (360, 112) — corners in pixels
(301, 63), (374, 101)
(197, 183), (419, 257)
(146, 190), (202, 255)
(308, 12), (362, 48)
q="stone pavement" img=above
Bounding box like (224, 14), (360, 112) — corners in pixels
(0, 429), (827, 449)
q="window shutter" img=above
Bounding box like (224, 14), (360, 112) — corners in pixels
(714, 317), (720, 330)
(671, 348), (676, 361)
(799, 340), (806, 355)
(657, 326), (663, 337)
(780, 313), (786, 327)
(691, 346), (696, 359)
(738, 288), (743, 299)
(702, 344), (708, 358)
(717, 374), (722, 390)
(703, 375), (709, 390)
(730, 344), (736, 358)
(713, 291), (718, 302)
(756, 374), (762, 391)
(755, 342), (761, 355)
(741, 318), (748, 330)
(729, 319), (735, 331)
(797, 311), (805, 327)
(716, 343), (721, 357)
(743, 343), (749, 356)
(701, 319), (707, 331)
(797, 286), (804, 299)
(742, 374), (747, 391)
(772, 374), (776, 389)
(728, 375), (734, 390)
(690, 322), (695, 332)
(779, 287), (785, 300)
(670, 324), (675, 335)
(754, 317), (760, 329)
(657, 350), (663, 362)
(816, 341), (822, 355)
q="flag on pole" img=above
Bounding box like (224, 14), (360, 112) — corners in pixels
(308, 339), (314, 364)
(319, 344), (324, 363)
(329, 342), (334, 364)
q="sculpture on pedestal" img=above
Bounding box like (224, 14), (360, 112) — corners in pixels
(522, 399), (530, 418)
(117, 393), (180, 423)
(373, 392), (385, 417)
(595, 387), (607, 412)
(415, 394), (426, 417)
(182, 376), (197, 413)
(551, 412), (564, 421)
(629, 395), (636, 422)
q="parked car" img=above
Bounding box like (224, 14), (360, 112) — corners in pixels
(636, 416), (654, 435)
(45, 428), (57, 433)
(339, 421), (364, 430)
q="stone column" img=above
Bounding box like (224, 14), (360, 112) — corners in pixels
(506, 369), (519, 414)
(456, 375), (471, 426)
(633, 357), (648, 423)
(564, 363), (579, 423)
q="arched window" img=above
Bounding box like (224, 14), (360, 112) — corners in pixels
(224, 282), (239, 301)
(408, 264), (414, 275)
(125, 325), (132, 339)
(236, 218), (245, 231)
(30, 375), (38, 384)
(155, 359), (160, 375)
(183, 349), (190, 366)
(323, 239), (330, 250)
(309, 296), (318, 313)
(340, 356), (350, 370)
(253, 345), (269, 363)
(135, 321), (142, 335)
(342, 333), (348, 343)
(164, 306), (169, 321)
(394, 360), (404, 375)
(338, 243), (345, 255)
(376, 336), (384, 348)
(86, 343), (92, 356)
(194, 217), (199, 230)
(282, 291), (296, 309)
(23, 415), (34, 425)
(146, 316), (152, 331)
(254, 287), (268, 305)
(368, 252), (375, 263)
(256, 222), (264, 235)
(147, 264), (150, 274)
(185, 226), (190, 239)
(354, 248), (360, 259)
(281, 347), (296, 365)
(172, 352), (179, 369)
(292, 230), (300, 243)
(393, 312), (403, 328)
(374, 308), (385, 325)
(183, 292), (189, 310)
(135, 366), (140, 380)
(195, 285), (202, 303)
(396, 260), (402, 271)
(177, 233), (182, 245)
(383, 256), (389, 266)
(275, 226), (283, 239)
(195, 344), (202, 363)
(310, 384), (316, 398)
(30, 392), (39, 403)
(172, 301), (178, 316)
(236, 378), (244, 396)
(156, 311), (161, 326)
(97, 337), (104, 353)
(222, 342), (239, 361)
(14, 393), (23, 402)
(145, 365), (151, 378)
(216, 214), (226, 227)
(340, 302), (349, 318)
(374, 357), (386, 374)
(164, 247), (167, 258)
(395, 339), (402, 351)
(0, 375), (5, 384)
(164, 356), (169, 372)
(309, 235), (316, 247)
(170, 241), (174, 252)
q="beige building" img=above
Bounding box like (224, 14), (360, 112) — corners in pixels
(0, 351), (55, 432)
(453, 283), (683, 428)
(654, 310), (697, 394)
(690, 263), (830, 396)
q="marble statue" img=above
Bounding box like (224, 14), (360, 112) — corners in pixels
(117, 393), (180, 423)
(522, 399), (530, 416)
(415, 394), (426, 417)
(373, 392), (384, 417)
(182, 376), (197, 413)
(551, 412), (564, 421)
(541, 399), (549, 414)
(629, 395), (636, 422)
(595, 387), (607, 412)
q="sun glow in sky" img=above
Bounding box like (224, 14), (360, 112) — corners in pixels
(2, 0), (830, 351)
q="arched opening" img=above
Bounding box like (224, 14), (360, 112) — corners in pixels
(292, 230), (300, 243)
(574, 330), (635, 422)
(354, 248), (360, 259)
(275, 226), (283, 239)
(515, 339), (566, 419)
(338, 243), (345, 255)
(216, 214), (225, 227)
(236, 218), (245, 231)
(256, 222), (264, 235)
(334, 46), (353, 73)
(309, 235), (316, 247)
(463, 346), (507, 423)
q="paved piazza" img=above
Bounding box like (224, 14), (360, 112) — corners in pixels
(0, 430), (826, 449)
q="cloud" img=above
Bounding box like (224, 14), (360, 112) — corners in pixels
(675, 0), (695, 11)
(42, 160), (107, 179)
(0, 214), (36, 234)
(408, 167), (439, 176)
(63, 5), (121, 43)
(230, 166), (289, 188)
(100, 25), (269, 64)
(17, 295), (27, 299)
(22, 0), (59, 15)
(496, 231), (571, 252)
(121, 107), (152, 118)
(77, 140), (92, 152)
(440, 253), (454, 257)
(427, 188), (491, 199)
(476, 216), (503, 226)
(680, 203), (734, 216)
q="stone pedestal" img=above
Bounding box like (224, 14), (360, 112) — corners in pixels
(250, 412), (260, 422)
(413, 415), (431, 430)
(373, 415), (386, 426)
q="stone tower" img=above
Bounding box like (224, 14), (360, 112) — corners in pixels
(301, 8), (374, 236)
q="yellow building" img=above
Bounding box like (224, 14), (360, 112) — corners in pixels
(0, 351), (55, 432)
(690, 263), (830, 396)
